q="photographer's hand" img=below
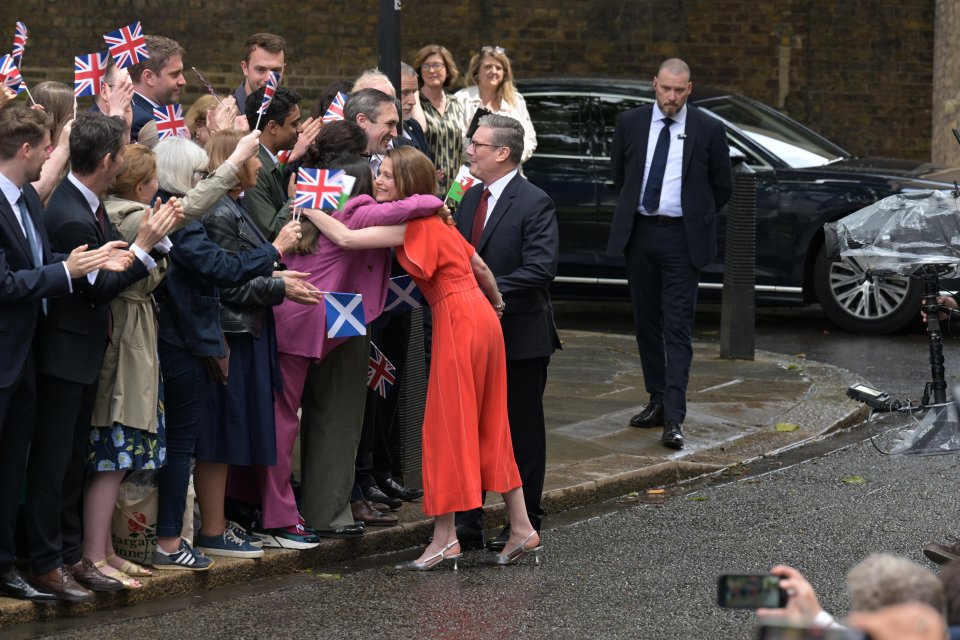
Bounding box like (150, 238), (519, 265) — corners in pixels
(756, 565), (824, 622)
(921, 295), (957, 323)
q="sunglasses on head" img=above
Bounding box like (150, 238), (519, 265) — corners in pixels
(481, 45), (506, 56)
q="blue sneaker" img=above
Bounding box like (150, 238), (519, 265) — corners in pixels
(227, 519), (263, 548)
(195, 527), (265, 559)
(151, 539), (214, 571)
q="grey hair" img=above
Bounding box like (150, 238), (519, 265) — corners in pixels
(847, 553), (945, 614)
(344, 88), (396, 124)
(352, 69), (395, 96)
(478, 114), (523, 165)
(154, 137), (208, 196)
(400, 62), (417, 77)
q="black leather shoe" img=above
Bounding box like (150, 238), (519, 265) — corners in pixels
(361, 485), (403, 511)
(0, 568), (56, 603)
(662, 420), (684, 449)
(486, 525), (511, 552)
(376, 476), (424, 501)
(313, 523), (366, 539)
(456, 524), (485, 551)
(629, 402), (664, 428)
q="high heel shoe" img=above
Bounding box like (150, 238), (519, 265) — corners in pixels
(395, 540), (462, 572)
(482, 530), (543, 566)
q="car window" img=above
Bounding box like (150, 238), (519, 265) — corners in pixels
(593, 95), (651, 158)
(525, 93), (585, 156)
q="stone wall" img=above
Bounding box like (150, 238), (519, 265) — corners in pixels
(7, 0), (936, 161)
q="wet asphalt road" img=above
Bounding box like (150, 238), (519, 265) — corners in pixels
(16, 303), (960, 640)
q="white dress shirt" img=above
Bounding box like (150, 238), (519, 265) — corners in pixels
(477, 168), (519, 228)
(640, 103), (687, 217)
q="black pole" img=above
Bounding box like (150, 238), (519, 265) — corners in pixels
(378, 0), (401, 96)
(921, 277), (948, 404)
(720, 168), (757, 360)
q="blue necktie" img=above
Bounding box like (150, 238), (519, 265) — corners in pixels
(641, 118), (674, 214)
(17, 192), (47, 314)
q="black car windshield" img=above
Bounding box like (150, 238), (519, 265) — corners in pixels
(696, 96), (849, 169)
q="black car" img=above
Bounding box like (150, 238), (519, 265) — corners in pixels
(517, 77), (960, 333)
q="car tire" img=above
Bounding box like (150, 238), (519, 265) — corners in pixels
(813, 245), (922, 334)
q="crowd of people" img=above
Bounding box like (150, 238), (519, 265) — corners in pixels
(0, 28), (560, 603)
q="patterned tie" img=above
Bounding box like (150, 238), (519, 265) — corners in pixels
(471, 188), (492, 247)
(18, 192), (46, 314)
(641, 117), (674, 214)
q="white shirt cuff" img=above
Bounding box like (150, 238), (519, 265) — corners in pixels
(130, 243), (157, 269)
(155, 237), (173, 253)
(61, 262), (73, 293)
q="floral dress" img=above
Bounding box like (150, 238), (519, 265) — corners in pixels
(421, 91), (466, 193)
(88, 379), (167, 471)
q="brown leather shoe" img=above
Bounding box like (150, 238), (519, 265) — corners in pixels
(369, 501), (392, 513)
(30, 566), (96, 602)
(350, 499), (399, 526)
(67, 558), (124, 592)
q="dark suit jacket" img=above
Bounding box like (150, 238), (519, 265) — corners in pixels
(607, 104), (733, 269)
(401, 119), (432, 159)
(455, 173), (561, 361)
(0, 184), (72, 389)
(131, 92), (156, 141)
(37, 178), (149, 385)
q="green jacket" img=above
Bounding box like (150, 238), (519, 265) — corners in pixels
(244, 145), (290, 241)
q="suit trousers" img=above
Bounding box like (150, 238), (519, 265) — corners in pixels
(625, 219), (700, 424)
(26, 373), (97, 573)
(0, 348), (37, 573)
(298, 335), (370, 531)
(457, 355), (550, 532)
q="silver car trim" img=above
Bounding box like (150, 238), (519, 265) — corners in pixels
(554, 276), (803, 295)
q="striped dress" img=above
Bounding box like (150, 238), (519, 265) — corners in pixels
(420, 91), (466, 193)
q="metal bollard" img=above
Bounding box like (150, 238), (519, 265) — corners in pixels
(720, 170), (757, 360)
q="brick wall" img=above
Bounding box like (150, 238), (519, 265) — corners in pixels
(8, 0), (935, 161)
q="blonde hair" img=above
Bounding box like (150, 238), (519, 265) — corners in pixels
(464, 50), (517, 110)
(107, 144), (157, 200)
(205, 129), (255, 185)
(32, 81), (74, 145)
(185, 94), (219, 139)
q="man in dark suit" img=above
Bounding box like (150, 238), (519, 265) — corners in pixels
(454, 114), (560, 550)
(607, 58), (733, 450)
(128, 35), (186, 140)
(0, 106), (132, 603)
(233, 33), (286, 110)
(399, 64), (432, 159)
(25, 113), (178, 601)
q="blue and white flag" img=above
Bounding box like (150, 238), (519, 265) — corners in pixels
(325, 291), (365, 338)
(383, 275), (422, 312)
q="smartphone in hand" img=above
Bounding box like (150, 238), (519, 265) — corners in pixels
(717, 574), (788, 609)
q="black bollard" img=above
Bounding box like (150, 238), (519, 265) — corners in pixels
(720, 169), (757, 360)
(378, 0), (401, 95)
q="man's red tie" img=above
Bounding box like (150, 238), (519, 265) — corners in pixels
(471, 188), (491, 247)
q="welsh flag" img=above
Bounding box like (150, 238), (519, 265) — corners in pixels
(444, 165), (479, 205)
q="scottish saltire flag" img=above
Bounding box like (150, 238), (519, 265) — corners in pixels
(325, 292), (366, 338)
(257, 71), (279, 114)
(293, 168), (344, 210)
(73, 52), (108, 97)
(367, 342), (396, 399)
(323, 91), (346, 123)
(103, 22), (149, 69)
(444, 165), (479, 204)
(152, 104), (189, 140)
(383, 275), (422, 312)
(0, 55), (24, 94)
(12, 22), (27, 65)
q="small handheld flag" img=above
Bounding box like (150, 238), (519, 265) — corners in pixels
(257, 71), (279, 115)
(323, 91), (346, 123)
(367, 342), (396, 399)
(12, 22), (27, 65)
(152, 104), (189, 140)
(383, 275), (422, 312)
(103, 22), (150, 69)
(0, 54), (24, 95)
(293, 168), (345, 211)
(444, 165), (479, 205)
(336, 174), (357, 210)
(73, 52), (108, 97)
(325, 292), (366, 338)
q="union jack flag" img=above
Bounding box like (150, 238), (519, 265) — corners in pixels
(0, 54), (24, 95)
(152, 104), (189, 140)
(323, 91), (347, 123)
(258, 71), (279, 114)
(103, 22), (149, 69)
(293, 168), (344, 210)
(73, 52), (108, 97)
(367, 342), (396, 399)
(12, 22), (27, 65)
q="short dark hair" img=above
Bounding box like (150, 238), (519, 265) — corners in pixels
(245, 85), (302, 131)
(243, 33), (286, 63)
(69, 113), (126, 176)
(129, 35), (185, 84)
(0, 105), (50, 160)
(343, 88), (396, 124)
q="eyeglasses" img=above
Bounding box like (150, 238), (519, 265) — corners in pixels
(481, 45), (506, 55)
(422, 62), (445, 72)
(467, 139), (503, 150)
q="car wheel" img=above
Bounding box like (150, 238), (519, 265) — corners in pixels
(813, 245), (922, 334)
